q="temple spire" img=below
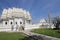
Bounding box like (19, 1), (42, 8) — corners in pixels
(48, 12), (51, 28)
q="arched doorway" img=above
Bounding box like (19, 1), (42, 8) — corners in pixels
(19, 26), (24, 31)
(18, 21), (24, 31)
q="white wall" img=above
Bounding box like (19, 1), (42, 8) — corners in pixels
(0, 21), (11, 31)
(14, 18), (24, 27)
(0, 18), (25, 31)
(24, 24), (40, 30)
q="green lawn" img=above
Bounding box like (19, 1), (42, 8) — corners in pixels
(31, 28), (60, 38)
(0, 32), (28, 40)
(0, 32), (32, 40)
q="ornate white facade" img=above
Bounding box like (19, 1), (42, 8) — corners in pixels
(0, 7), (32, 31)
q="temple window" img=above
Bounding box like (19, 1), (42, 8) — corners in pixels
(29, 20), (30, 24)
(11, 22), (12, 24)
(20, 22), (22, 24)
(5, 22), (7, 25)
(16, 22), (17, 24)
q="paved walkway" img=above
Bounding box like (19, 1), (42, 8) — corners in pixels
(21, 31), (60, 40)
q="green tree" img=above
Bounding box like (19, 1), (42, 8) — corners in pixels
(52, 16), (60, 29)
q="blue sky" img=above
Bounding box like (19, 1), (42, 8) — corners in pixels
(0, 0), (60, 22)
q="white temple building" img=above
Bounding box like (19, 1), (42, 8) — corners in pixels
(0, 7), (55, 31)
(0, 7), (32, 31)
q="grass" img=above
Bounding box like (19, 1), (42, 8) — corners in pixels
(31, 28), (60, 38)
(0, 32), (34, 40)
(0, 32), (30, 40)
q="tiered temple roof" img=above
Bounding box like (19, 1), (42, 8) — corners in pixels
(1, 7), (32, 20)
